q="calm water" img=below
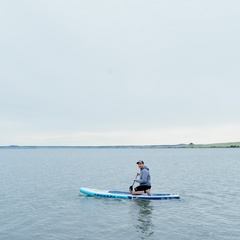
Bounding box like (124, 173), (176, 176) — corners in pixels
(0, 147), (239, 240)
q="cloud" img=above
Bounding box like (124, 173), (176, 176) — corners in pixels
(0, 0), (240, 145)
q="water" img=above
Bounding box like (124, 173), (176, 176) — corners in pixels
(0, 147), (239, 240)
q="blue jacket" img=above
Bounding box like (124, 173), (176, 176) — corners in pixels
(136, 165), (151, 186)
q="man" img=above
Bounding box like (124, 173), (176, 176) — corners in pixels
(132, 160), (151, 195)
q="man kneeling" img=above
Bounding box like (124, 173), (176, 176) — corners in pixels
(132, 160), (151, 195)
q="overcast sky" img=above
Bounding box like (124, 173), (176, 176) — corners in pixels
(1, 0), (240, 146)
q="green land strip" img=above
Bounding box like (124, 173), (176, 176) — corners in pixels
(1, 142), (240, 148)
(187, 142), (240, 148)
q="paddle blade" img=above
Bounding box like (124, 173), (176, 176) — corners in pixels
(129, 186), (133, 192)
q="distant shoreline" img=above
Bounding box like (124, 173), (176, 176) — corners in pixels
(1, 142), (240, 149)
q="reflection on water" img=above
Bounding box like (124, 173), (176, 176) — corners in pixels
(131, 200), (154, 239)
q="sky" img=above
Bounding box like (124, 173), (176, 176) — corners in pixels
(1, 0), (240, 146)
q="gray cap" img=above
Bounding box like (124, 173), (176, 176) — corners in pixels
(136, 160), (144, 164)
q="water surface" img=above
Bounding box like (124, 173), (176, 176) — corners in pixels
(0, 148), (239, 239)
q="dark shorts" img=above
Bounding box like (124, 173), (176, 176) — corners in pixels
(134, 185), (151, 193)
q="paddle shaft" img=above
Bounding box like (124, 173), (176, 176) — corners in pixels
(130, 174), (138, 191)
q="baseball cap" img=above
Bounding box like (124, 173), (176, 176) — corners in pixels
(136, 160), (144, 164)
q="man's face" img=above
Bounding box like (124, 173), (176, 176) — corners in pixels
(137, 163), (143, 169)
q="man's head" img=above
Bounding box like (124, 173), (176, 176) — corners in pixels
(136, 160), (144, 168)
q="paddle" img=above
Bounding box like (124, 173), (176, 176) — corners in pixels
(129, 174), (138, 192)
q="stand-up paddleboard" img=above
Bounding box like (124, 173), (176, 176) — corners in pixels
(80, 187), (180, 200)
